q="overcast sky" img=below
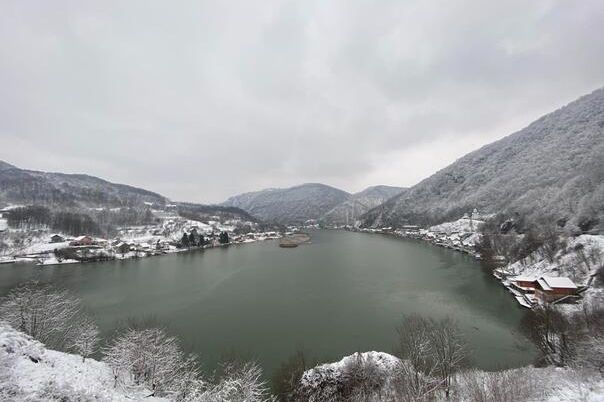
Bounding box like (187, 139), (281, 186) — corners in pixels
(1, 1), (603, 203)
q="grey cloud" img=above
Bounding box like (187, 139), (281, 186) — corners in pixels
(0, 0), (603, 202)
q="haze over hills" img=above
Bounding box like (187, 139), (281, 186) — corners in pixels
(361, 87), (604, 232)
(321, 185), (406, 226)
(221, 183), (351, 225)
(221, 184), (405, 225)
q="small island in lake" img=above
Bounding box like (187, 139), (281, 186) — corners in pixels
(279, 232), (311, 248)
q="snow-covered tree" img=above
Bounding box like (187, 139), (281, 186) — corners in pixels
(70, 316), (99, 362)
(103, 327), (201, 399)
(0, 282), (92, 351)
(196, 362), (275, 402)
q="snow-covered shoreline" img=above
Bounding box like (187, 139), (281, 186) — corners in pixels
(0, 212), (284, 268)
(349, 217), (604, 312)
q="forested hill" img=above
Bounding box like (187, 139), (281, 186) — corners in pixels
(0, 162), (256, 224)
(0, 162), (167, 208)
(222, 183), (351, 225)
(320, 185), (405, 226)
(362, 87), (604, 232)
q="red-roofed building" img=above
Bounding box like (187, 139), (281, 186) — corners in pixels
(535, 276), (578, 303)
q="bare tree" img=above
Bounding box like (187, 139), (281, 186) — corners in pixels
(70, 316), (99, 362)
(103, 327), (201, 400)
(429, 318), (468, 398)
(199, 361), (275, 402)
(520, 305), (574, 367)
(394, 315), (439, 400)
(458, 368), (538, 402)
(394, 315), (467, 400)
(339, 352), (387, 400)
(0, 282), (90, 351)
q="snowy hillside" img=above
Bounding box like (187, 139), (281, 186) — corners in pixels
(0, 323), (165, 401)
(321, 185), (405, 226)
(222, 183), (405, 225)
(501, 234), (604, 308)
(0, 161), (167, 208)
(222, 183), (350, 224)
(362, 87), (604, 230)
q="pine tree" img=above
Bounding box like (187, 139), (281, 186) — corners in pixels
(181, 232), (190, 248)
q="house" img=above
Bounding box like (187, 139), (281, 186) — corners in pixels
(50, 234), (65, 243)
(115, 242), (131, 255)
(70, 235), (95, 246)
(535, 276), (578, 303)
(510, 276), (538, 293)
(401, 225), (420, 233)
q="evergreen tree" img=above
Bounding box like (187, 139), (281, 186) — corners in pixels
(181, 232), (190, 248)
(219, 231), (229, 244)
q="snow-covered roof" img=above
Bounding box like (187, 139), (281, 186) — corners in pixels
(540, 276), (577, 289)
(511, 275), (537, 282)
(537, 278), (552, 291)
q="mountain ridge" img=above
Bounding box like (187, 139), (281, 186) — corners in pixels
(0, 161), (256, 224)
(222, 183), (406, 225)
(361, 87), (604, 231)
(222, 183), (351, 224)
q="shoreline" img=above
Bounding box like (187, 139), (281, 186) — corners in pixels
(0, 232), (283, 268)
(342, 226), (601, 312)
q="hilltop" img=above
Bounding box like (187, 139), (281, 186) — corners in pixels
(362, 87), (604, 232)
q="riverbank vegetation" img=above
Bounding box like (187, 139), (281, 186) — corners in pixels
(1, 281), (603, 401)
(0, 283), (275, 401)
(275, 308), (603, 401)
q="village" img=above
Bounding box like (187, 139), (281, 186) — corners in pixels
(0, 207), (282, 266)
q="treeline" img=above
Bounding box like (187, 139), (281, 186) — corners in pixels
(177, 229), (229, 248)
(92, 207), (158, 235)
(6, 205), (158, 237)
(7, 206), (101, 236)
(177, 202), (258, 223)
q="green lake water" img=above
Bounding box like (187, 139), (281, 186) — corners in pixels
(0, 230), (535, 376)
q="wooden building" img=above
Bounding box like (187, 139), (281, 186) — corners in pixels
(70, 235), (95, 246)
(535, 276), (578, 303)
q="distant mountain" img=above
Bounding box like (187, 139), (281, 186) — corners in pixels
(222, 183), (350, 224)
(0, 162), (255, 224)
(0, 162), (167, 208)
(321, 185), (405, 226)
(362, 87), (604, 232)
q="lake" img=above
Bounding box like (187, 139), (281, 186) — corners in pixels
(0, 230), (535, 376)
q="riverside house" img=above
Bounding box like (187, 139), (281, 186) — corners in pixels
(510, 276), (538, 293)
(508, 275), (578, 307)
(70, 235), (96, 246)
(535, 277), (578, 303)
